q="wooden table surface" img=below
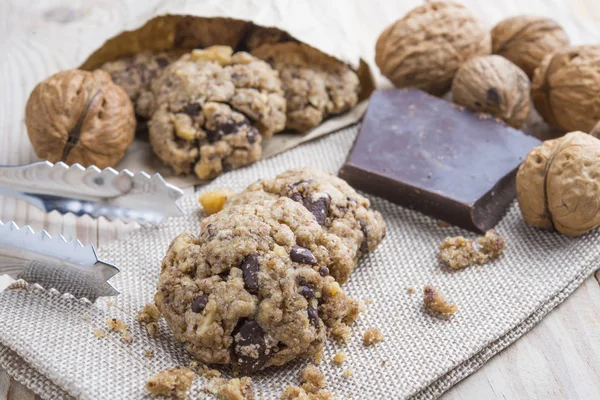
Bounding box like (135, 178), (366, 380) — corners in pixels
(1, 1), (599, 399)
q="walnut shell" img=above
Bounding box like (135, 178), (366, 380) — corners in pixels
(375, 1), (491, 96)
(25, 69), (135, 169)
(491, 16), (569, 78)
(531, 45), (600, 133)
(590, 121), (600, 138)
(452, 55), (531, 128)
(517, 131), (600, 237)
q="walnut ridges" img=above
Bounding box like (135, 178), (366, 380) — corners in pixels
(491, 15), (569, 78)
(25, 69), (135, 169)
(451, 55), (531, 128)
(531, 45), (600, 133)
(517, 131), (600, 237)
(375, 1), (491, 96)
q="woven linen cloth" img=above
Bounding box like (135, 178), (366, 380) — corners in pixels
(0, 125), (599, 400)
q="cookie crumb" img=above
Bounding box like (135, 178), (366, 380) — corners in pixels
(138, 303), (161, 323)
(439, 230), (505, 269)
(106, 300), (114, 307)
(146, 367), (195, 399)
(436, 220), (450, 228)
(364, 298), (372, 305)
(363, 328), (384, 346)
(106, 318), (128, 332)
(198, 189), (234, 215)
(343, 368), (353, 378)
(146, 322), (159, 337)
(145, 350), (154, 358)
(201, 367), (222, 379)
(120, 331), (134, 344)
(333, 352), (346, 366)
(423, 285), (458, 316)
(407, 287), (415, 295)
(204, 376), (254, 400)
(93, 328), (106, 339)
(281, 364), (333, 400)
(476, 268), (483, 273)
(314, 350), (323, 365)
(381, 360), (387, 367)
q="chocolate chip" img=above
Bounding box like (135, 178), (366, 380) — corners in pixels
(206, 129), (222, 143)
(290, 245), (317, 265)
(222, 162), (232, 173)
(233, 319), (268, 374)
(290, 193), (303, 203)
(319, 266), (329, 277)
(191, 295), (208, 313)
(303, 195), (330, 225)
(299, 285), (314, 299)
(241, 254), (260, 294)
(155, 57), (170, 67)
(247, 128), (259, 144)
(296, 276), (307, 286)
(218, 121), (240, 135)
(359, 221), (369, 253)
(486, 88), (500, 104)
(307, 306), (319, 329)
(184, 103), (201, 116)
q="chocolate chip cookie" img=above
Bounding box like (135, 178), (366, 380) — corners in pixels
(147, 46), (286, 179)
(155, 197), (361, 374)
(99, 50), (183, 119)
(252, 42), (360, 132)
(226, 168), (386, 282)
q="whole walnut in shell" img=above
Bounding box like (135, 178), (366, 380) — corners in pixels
(452, 55), (531, 128)
(517, 131), (600, 237)
(491, 16), (569, 78)
(25, 69), (135, 169)
(375, 1), (491, 96)
(531, 45), (600, 133)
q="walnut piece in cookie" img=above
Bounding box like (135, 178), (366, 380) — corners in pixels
(204, 376), (254, 400)
(226, 168), (387, 283)
(363, 327), (384, 346)
(146, 367), (195, 399)
(198, 189), (234, 215)
(148, 46), (286, 180)
(439, 229), (505, 269)
(155, 197), (361, 375)
(99, 50), (183, 119)
(252, 42), (360, 132)
(423, 285), (458, 316)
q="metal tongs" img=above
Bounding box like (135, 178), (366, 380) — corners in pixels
(0, 161), (185, 301)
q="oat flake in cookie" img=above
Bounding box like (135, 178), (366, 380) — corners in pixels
(226, 168), (386, 283)
(99, 50), (183, 119)
(252, 42), (360, 132)
(155, 197), (361, 374)
(148, 46), (286, 180)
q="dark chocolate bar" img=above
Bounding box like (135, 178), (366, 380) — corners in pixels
(339, 89), (540, 232)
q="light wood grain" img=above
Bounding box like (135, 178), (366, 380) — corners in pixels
(1, 0), (599, 399)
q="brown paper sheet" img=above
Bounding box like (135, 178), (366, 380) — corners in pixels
(76, 1), (375, 188)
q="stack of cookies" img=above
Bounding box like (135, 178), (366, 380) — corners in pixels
(100, 44), (361, 180)
(154, 168), (386, 374)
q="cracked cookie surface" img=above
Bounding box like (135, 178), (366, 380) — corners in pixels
(252, 42), (360, 132)
(147, 47), (286, 180)
(226, 168), (386, 282)
(155, 197), (361, 374)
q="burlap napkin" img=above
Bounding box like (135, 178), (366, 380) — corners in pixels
(1, 125), (598, 399)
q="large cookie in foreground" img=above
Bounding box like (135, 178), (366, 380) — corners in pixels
(155, 197), (361, 375)
(339, 89), (541, 232)
(226, 168), (386, 283)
